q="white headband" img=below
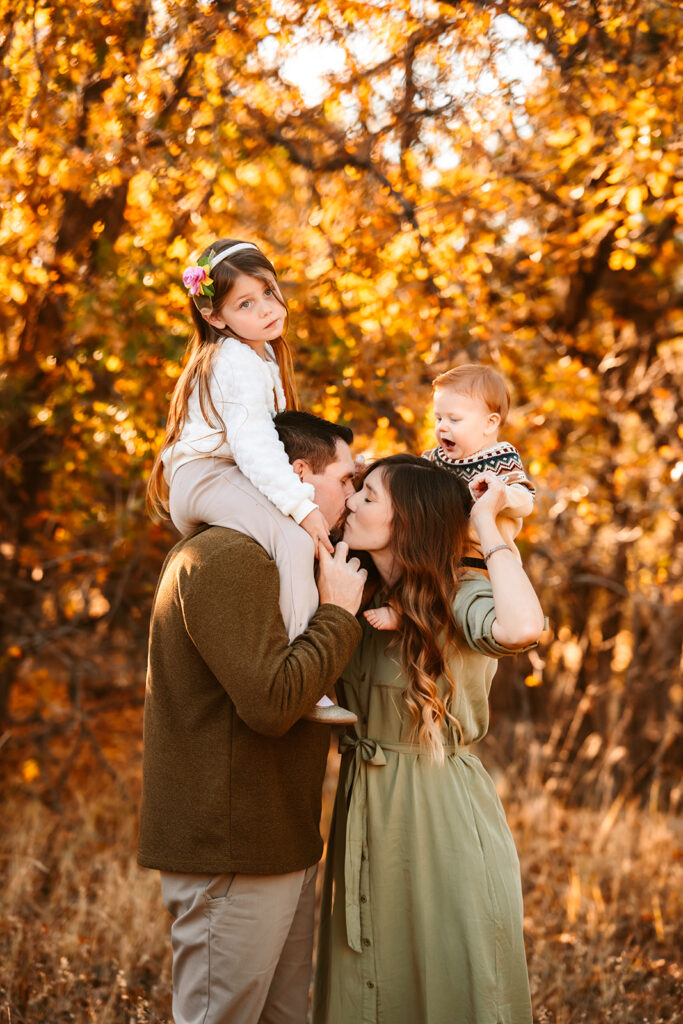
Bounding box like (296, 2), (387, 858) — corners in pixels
(209, 242), (259, 271)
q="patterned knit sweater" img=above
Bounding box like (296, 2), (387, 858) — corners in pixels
(424, 441), (535, 503)
(423, 442), (535, 556)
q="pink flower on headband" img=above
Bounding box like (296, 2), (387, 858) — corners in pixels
(182, 265), (210, 295)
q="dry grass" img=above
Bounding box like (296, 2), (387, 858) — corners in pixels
(1, 743), (681, 1023)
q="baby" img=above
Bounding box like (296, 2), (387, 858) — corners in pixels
(365, 363), (535, 630)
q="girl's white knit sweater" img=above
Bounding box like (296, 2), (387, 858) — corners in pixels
(162, 336), (317, 525)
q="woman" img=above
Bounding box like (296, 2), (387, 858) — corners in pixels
(313, 454), (544, 1024)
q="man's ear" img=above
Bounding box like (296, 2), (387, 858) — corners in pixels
(291, 457), (312, 482)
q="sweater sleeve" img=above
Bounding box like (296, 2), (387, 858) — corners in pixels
(500, 480), (535, 519)
(487, 446), (535, 519)
(180, 539), (362, 736)
(211, 341), (317, 524)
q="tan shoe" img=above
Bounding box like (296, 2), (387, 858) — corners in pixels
(303, 704), (358, 726)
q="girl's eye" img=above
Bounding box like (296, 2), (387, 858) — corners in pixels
(264, 287), (273, 296)
(239, 300), (251, 309)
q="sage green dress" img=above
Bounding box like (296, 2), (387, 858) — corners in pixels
(313, 574), (534, 1024)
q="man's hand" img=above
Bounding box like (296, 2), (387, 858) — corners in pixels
(317, 541), (367, 616)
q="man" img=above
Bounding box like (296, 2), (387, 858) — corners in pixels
(138, 412), (365, 1024)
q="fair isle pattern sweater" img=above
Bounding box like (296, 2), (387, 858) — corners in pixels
(423, 441), (535, 510)
(162, 336), (317, 525)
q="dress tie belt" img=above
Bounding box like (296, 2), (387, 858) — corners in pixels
(337, 732), (471, 953)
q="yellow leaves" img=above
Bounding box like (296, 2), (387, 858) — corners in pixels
(105, 355), (123, 373)
(34, 5), (50, 28)
(624, 185), (647, 214)
(609, 250), (636, 271)
(218, 171), (237, 194)
(9, 281), (27, 304)
(129, 170), (156, 206)
(646, 171), (669, 198)
(305, 257), (334, 280)
(235, 163), (262, 187)
(140, 39), (156, 61)
(524, 674), (542, 687)
(192, 105), (215, 129)
(547, 129), (575, 148)
(192, 157), (216, 180)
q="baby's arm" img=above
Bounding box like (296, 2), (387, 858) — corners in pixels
(500, 476), (535, 519)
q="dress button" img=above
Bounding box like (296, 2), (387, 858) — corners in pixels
(363, 938), (371, 947)
(360, 895), (367, 903)
(367, 981), (374, 989)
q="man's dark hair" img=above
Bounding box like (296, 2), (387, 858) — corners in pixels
(274, 411), (353, 473)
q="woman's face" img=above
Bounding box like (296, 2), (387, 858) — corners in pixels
(343, 468), (393, 556)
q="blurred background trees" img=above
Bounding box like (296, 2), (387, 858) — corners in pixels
(1, 0), (681, 806)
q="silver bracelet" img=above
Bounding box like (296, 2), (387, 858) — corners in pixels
(483, 544), (512, 561)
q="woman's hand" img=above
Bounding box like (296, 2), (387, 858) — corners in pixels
(469, 471), (508, 519)
(300, 507), (334, 556)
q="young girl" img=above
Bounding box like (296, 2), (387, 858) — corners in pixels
(147, 238), (355, 724)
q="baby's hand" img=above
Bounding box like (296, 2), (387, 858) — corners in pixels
(364, 606), (402, 631)
(469, 470), (498, 501)
(301, 507), (334, 556)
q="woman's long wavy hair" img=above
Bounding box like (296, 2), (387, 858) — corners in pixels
(146, 239), (299, 519)
(362, 454), (474, 762)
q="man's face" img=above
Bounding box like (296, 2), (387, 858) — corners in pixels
(298, 440), (356, 529)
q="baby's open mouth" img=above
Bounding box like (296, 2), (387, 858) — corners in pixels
(440, 439), (455, 451)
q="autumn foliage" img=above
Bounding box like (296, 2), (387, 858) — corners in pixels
(0, 0), (682, 1017)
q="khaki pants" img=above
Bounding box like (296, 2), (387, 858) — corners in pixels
(169, 459), (318, 641)
(160, 865), (318, 1024)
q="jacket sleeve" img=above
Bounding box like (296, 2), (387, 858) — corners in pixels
(211, 342), (317, 524)
(180, 540), (362, 736)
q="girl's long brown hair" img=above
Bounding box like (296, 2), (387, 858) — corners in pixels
(362, 455), (473, 761)
(147, 239), (299, 519)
